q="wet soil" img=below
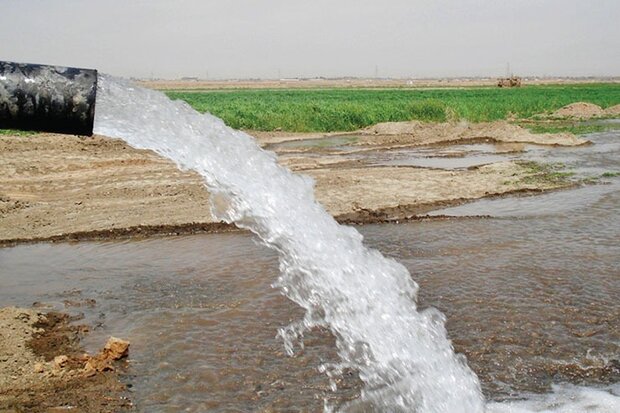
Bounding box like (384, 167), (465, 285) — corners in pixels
(0, 122), (580, 245)
(0, 307), (131, 413)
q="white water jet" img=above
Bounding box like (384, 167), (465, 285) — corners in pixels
(93, 75), (484, 412)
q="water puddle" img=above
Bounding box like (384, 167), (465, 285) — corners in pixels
(267, 135), (359, 152)
(371, 143), (510, 169)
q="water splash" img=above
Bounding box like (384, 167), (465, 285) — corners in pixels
(487, 384), (620, 413)
(93, 75), (483, 412)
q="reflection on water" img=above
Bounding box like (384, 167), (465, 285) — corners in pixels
(267, 136), (359, 151)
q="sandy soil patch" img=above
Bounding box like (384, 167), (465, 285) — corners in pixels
(0, 307), (131, 412)
(0, 134), (218, 243)
(603, 104), (620, 116)
(308, 162), (566, 221)
(0, 128), (574, 244)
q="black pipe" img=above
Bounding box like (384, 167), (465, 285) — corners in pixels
(0, 61), (97, 136)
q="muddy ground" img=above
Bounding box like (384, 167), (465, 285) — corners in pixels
(0, 307), (131, 412)
(0, 121), (587, 244)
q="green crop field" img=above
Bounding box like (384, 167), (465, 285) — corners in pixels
(167, 84), (620, 132)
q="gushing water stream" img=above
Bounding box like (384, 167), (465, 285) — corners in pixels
(93, 75), (483, 412)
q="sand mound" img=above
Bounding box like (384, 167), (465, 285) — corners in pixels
(360, 120), (587, 147)
(552, 102), (604, 119)
(603, 104), (620, 116)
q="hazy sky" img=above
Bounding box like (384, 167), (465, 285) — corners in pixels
(1, 0), (618, 79)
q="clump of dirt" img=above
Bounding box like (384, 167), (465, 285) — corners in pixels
(551, 102), (605, 119)
(0, 307), (132, 412)
(84, 337), (131, 374)
(27, 311), (87, 367)
(603, 104), (620, 116)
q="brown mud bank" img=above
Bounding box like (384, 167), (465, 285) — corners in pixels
(0, 307), (131, 412)
(0, 121), (580, 245)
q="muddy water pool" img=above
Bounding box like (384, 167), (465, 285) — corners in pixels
(1, 131), (619, 412)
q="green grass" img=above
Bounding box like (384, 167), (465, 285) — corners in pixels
(601, 171), (620, 178)
(517, 161), (576, 186)
(166, 84), (620, 132)
(0, 129), (35, 136)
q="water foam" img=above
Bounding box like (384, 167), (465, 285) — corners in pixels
(487, 384), (620, 413)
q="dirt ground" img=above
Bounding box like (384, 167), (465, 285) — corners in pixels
(0, 121), (583, 244)
(0, 307), (131, 412)
(139, 77), (620, 91)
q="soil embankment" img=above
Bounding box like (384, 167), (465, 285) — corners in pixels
(549, 102), (620, 119)
(0, 307), (131, 412)
(0, 122), (582, 244)
(356, 120), (587, 146)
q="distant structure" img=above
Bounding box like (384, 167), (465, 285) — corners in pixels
(498, 62), (521, 87)
(497, 76), (522, 87)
